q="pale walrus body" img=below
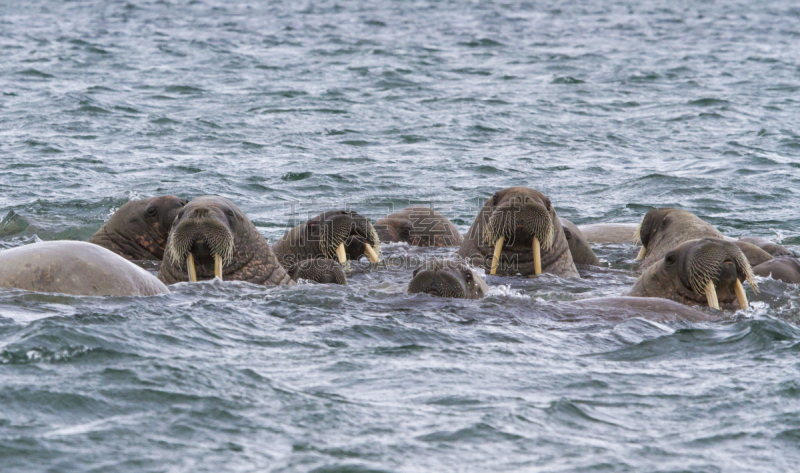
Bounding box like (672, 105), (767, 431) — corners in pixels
(374, 206), (463, 247)
(89, 195), (188, 261)
(457, 187), (579, 278)
(272, 210), (381, 284)
(407, 258), (488, 299)
(577, 223), (639, 244)
(158, 196), (292, 286)
(626, 238), (756, 311)
(560, 218), (600, 266)
(0, 241), (168, 296)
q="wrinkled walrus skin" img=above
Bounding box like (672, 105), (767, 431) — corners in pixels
(0, 241), (168, 296)
(89, 195), (188, 261)
(375, 206), (463, 247)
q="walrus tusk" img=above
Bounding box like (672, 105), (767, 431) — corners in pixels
(336, 242), (347, 264)
(214, 254), (223, 280)
(363, 243), (380, 263)
(636, 246), (647, 260)
(186, 253), (198, 282)
(704, 280), (720, 310)
(734, 279), (748, 310)
(532, 237), (541, 276)
(490, 235), (504, 275)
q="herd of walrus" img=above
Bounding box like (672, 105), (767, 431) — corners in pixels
(1, 187), (798, 321)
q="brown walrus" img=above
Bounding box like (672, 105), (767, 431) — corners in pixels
(560, 218), (600, 266)
(288, 258), (348, 285)
(374, 206), (463, 247)
(457, 187), (578, 278)
(0, 241), (168, 296)
(272, 210), (381, 283)
(407, 258), (489, 299)
(737, 237), (792, 257)
(626, 238), (757, 310)
(634, 208), (773, 269)
(158, 196), (292, 286)
(89, 195), (188, 261)
(752, 257), (800, 284)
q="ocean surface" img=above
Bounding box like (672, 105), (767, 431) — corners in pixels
(2, 1), (800, 471)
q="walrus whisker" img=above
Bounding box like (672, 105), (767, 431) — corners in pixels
(532, 237), (541, 275)
(704, 280), (720, 310)
(363, 243), (380, 263)
(734, 279), (748, 309)
(490, 235), (504, 275)
(186, 253), (198, 282)
(214, 254), (223, 280)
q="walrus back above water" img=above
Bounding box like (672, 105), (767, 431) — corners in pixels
(0, 241), (168, 296)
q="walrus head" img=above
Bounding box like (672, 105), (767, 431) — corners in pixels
(627, 238), (757, 310)
(374, 206), (463, 247)
(467, 187), (567, 277)
(408, 258), (488, 299)
(273, 210), (381, 273)
(634, 208), (722, 268)
(165, 196), (241, 281)
(89, 195), (188, 260)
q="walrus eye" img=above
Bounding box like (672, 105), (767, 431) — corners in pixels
(412, 267), (421, 277)
(399, 225), (411, 239)
(665, 253), (677, 266)
(225, 209), (235, 217)
(544, 199), (551, 210)
(146, 206), (158, 217)
(464, 270), (473, 283)
(177, 210), (185, 220)
(563, 227), (572, 240)
(491, 192), (500, 206)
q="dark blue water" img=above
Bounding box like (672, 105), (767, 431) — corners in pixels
(2, 1), (800, 471)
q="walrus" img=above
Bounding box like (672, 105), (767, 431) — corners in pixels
(272, 210), (381, 280)
(287, 258), (347, 285)
(753, 257), (800, 284)
(0, 241), (168, 296)
(738, 236), (792, 257)
(374, 206), (463, 247)
(576, 223), (639, 244)
(89, 195), (188, 261)
(558, 297), (717, 323)
(626, 238), (756, 310)
(158, 196), (292, 286)
(457, 187), (579, 278)
(634, 208), (773, 270)
(407, 258), (488, 299)
(561, 218), (600, 266)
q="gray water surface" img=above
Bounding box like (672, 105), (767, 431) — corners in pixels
(1, 1), (800, 472)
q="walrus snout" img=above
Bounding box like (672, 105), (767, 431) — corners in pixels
(316, 211), (381, 265)
(681, 239), (756, 310)
(167, 202), (235, 282)
(484, 197), (554, 276)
